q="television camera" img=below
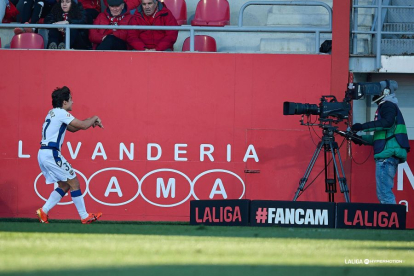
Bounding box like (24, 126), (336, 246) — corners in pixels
(283, 81), (388, 121)
(283, 81), (396, 203)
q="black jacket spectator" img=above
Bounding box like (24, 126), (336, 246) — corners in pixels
(44, 0), (91, 49)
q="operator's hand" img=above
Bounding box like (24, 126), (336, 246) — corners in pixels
(351, 123), (363, 132)
(352, 134), (364, 146)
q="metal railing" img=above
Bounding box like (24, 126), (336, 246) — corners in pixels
(0, 1), (332, 53)
(239, 1), (332, 52)
(352, 0), (414, 69)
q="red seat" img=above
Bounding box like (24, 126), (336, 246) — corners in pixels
(182, 35), (217, 52)
(191, 0), (230, 27)
(162, 0), (187, 25)
(10, 33), (44, 49)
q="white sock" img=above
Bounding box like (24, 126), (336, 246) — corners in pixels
(71, 190), (88, 219)
(42, 189), (65, 214)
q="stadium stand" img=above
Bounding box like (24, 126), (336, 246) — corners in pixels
(0, 0), (412, 55)
(174, 0), (335, 53)
(191, 0), (230, 27)
(2, 0), (331, 51)
(371, 0), (414, 55)
(182, 35), (217, 52)
(10, 33), (44, 49)
(162, 0), (187, 25)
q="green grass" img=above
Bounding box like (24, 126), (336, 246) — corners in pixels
(0, 219), (413, 276)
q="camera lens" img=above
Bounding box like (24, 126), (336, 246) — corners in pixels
(283, 102), (319, 116)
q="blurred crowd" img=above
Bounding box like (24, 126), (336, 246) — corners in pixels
(1, 0), (178, 50)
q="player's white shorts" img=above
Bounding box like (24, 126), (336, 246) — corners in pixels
(38, 149), (77, 184)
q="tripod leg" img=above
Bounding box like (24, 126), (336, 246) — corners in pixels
(324, 146), (337, 202)
(293, 141), (324, 201)
(329, 142), (351, 203)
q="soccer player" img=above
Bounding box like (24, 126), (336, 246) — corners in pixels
(36, 86), (103, 224)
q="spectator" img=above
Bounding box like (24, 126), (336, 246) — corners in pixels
(127, 0), (178, 51)
(13, 0), (56, 34)
(89, 0), (132, 50)
(3, 0), (20, 23)
(103, 0), (140, 13)
(1, 0), (9, 23)
(77, 0), (100, 24)
(44, 0), (90, 49)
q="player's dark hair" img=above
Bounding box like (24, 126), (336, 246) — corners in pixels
(52, 86), (71, 108)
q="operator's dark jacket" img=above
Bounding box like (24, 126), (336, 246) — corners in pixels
(360, 101), (410, 163)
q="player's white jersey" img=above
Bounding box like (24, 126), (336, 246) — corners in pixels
(40, 108), (75, 151)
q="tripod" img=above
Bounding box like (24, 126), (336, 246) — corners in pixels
(293, 124), (350, 203)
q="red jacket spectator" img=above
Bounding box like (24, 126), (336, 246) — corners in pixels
(103, 0), (141, 12)
(89, 1), (133, 50)
(78, 0), (101, 12)
(127, 0), (178, 51)
(78, 0), (101, 24)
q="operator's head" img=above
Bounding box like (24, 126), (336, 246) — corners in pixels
(52, 86), (72, 110)
(372, 80), (398, 104)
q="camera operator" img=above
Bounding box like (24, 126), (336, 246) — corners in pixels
(351, 80), (410, 204)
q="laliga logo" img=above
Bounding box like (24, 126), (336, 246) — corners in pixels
(34, 168), (245, 207)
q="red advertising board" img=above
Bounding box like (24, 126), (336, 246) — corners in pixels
(0, 48), (412, 228)
(351, 142), (414, 228)
(0, 51), (333, 222)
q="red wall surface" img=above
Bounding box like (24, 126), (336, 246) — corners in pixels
(0, 50), (336, 221)
(0, 50), (413, 227)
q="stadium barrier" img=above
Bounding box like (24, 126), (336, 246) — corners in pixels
(352, 0), (414, 69)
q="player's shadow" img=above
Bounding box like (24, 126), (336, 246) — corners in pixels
(1, 219), (413, 242)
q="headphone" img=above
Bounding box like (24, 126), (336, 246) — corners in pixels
(372, 79), (391, 104)
(383, 79), (391, 96)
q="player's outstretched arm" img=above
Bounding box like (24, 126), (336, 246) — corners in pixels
(69, 116), (103, 130)
(67, 125), (81, 132)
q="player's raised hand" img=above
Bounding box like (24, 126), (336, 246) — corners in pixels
(94, 117), (104, 129)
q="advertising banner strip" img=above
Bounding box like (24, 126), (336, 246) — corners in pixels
(190, 199), (250, 226)
(250, 200), (336, 228)
(190, 200), (406, 229)
(336, 203), (406, 230)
